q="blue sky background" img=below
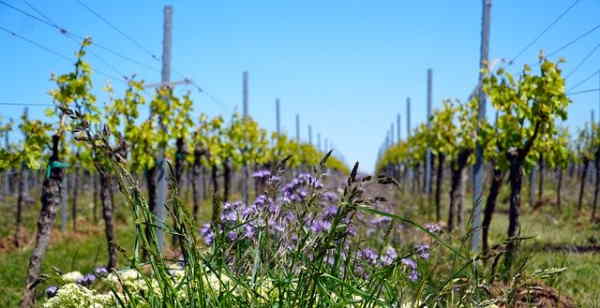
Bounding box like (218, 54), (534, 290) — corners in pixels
(2, 0), (600, 172)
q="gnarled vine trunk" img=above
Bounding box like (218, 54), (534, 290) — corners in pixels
(458, 169), (467, 228)
(174, 138), (185, 187)
(447, 150), (471, 232)
(71, 167), (80, 232)
(14, 166), (25, 248)
(191, 147), (203, 221)
(592, 150), (600, 221)
(448, 167), (460, 232)
(568, 162), (575, 179)
(60, 174), (68, 232)
(211, 165), (220, 225)
(578, 158), (590, 211)
(413, 163), (420, 194)
(506, 157), (524, 269)
(528, 169), (535, 208)
(223, 159), (231, 203)
(482, 167), (504, 254)
(556, 168), (563, 210)
(537, 154), (544, 202)
(21, 135), (63, 308)
(93, 173), (99, 223)
(202, 166), (208, 201)
(145, 167), (157, 213)
(242, 163), (249, 205)
(100, 173), (117, 270)
(172, 137), (186, 246)
(434, 154), (445, 222)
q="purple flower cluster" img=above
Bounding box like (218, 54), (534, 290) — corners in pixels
(77, 273), (97, 286)
(366, 215), (392, 237)
(199, 192), (286, 245)
(358, 247), (398, 267)
(252, 170), (271, 179)
(45, 285), (58, 298)
(197, 174), (343, 251)
(200, 223), (215, 245)
(424, 223), (442, 233)
(355, 246), (418, 281)
(243, 224), (256, 238)
(306, 204), (341, 234)
(322, 205), (338, 219)
(196, 172), (403, 281)
(221, 201), (244, 223)
(359, 248), (379, 265)
(415, 244), (430, 259)
(94, 266), (109, 277)
(267, 175), (281, 185)
(321, 191), (338, 203)
(370, 215), (392, 226)
(281, 173), (323, 203)
(309, 219), (332, 233)
(380, 247), (398, 266)
(401, 258), (419, 281)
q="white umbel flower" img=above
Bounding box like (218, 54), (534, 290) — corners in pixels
(61, 271), (84, 283)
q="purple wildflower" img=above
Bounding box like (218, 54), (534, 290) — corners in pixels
(359, 248), (379, 265)
(424, 223), (442, 233)
(268, 202), (280, 214)
(253, 195), (269, 208)
(224, 201), (244, 212)
(346, 225), (357, 237)
(243, 225), (256, 239)
(94, 266), (108, 277)
(354, 265), (367, 278)
(77, 273), (96, 286)
(322, 205), (339, 220)
(321, 191), (338, 202)
(267, 175), (281, 185)
(310, 219), (331, 233)
(370, 216), (392, 226)
(200, 224), (215, 245)
(227, 231), (238, 241)
(298, 189), (308, 198)
(401, 257), (419, 281)
(241, 205), (257, 217)
(221, 210), (238, 223)
(380, 247), (398, 266)
(269, 220), (285, 233)
(252, 170), (271, 179)
(283, 211), (297, 223)
(46, 286), (59, 298)
(416, 244), (430, 259)
(281, 174), (323, 204)
(408, 270), (419, 281)
(298, 173), (323, 189)
(401, 258), (417, 270)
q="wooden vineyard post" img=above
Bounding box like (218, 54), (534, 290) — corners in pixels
(471, 0), (491, 252)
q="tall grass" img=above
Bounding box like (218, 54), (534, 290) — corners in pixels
(39, 103), (569, 307)
(40, 146), (565, 307)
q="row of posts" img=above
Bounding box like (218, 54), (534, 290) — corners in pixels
(379, 0), (491, 253)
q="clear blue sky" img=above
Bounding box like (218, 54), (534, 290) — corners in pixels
(2, 0), (600, 172)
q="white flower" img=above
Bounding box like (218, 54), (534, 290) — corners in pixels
(42, 283), (95, 307)
(118, 269), (141, 281)
(105, 269), (140, 285)
(93, 293), (115, 306)
(61, 271), (84, 283)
